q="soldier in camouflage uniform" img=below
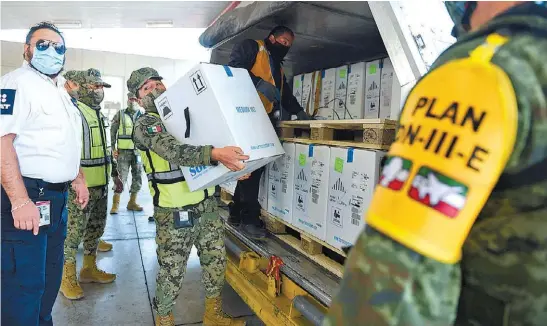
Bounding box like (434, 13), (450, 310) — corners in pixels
(128, 67), (250, 326)
(325, 2), (547, 325)
(60, 69), (123, 300)
(110, 91), (145, 215)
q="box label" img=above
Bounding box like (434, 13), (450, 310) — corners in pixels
(190, 70), (207, 95)
(334, 157), (344, 173)
(339, 69), (347, 79)
(299, 153), (306, 166)
(158, 97), (173, 120)
(369, 64), (377, 74)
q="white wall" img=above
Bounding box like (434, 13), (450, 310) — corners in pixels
(1, 40), (198, 119)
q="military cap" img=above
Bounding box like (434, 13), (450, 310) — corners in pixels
(64, 70), (86, 84)
(127, 67), (163, 98)
(82, 68), (111, 88)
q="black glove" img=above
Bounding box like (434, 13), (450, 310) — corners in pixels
(296, 110), (313, 120)
(256, 79), (281, 103)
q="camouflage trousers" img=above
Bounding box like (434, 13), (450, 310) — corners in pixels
(153, 197), (227, 316)
(116, 149), (142, 194)
(64, 186), (108, 263)
(324, 227), (460, 326)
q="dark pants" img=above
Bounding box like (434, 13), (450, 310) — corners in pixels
(1, 177), (69, 326)
(232, 167), (265, 226)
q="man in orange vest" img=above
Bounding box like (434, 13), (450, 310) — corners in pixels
(228, 25), (310, 239)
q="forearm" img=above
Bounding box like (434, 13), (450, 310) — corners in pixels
(1, 135), (30, 205)
(110, 127), (118, 150)
(72, 168), (86, 185)
(166, 144), (214, 167)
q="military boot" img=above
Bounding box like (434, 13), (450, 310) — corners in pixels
(59, 261), (84, 300)
(155, 312), (174, 326)
(127, 193), (143, 211)
(110, 193), (120, 214)
(97, 239), (113, 252)
(203, 297), (247, 326)
(79, 255), (116, 284)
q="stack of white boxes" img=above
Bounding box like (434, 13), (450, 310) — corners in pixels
(327, 147), (385, 250)
(292, 144), (331, 241)
(292, 74), (303, 107)
(267, 143), (296, 224)
(257, 165), (269, 210)
(334, 65), (349, 120)
(318, 68), (336, 119)
(345, 62), (366, 119)
(301, 72), (314, 115)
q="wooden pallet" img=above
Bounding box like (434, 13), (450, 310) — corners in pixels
(279, 119), (397, 150)
(220, 188), (233, 205)
(261, 209), (346, 277)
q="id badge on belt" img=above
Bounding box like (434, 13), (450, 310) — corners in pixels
(36, 201), (51, 226)
(173, 210), (195, 229)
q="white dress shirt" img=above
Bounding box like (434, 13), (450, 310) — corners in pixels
(1, 62), (83, 183)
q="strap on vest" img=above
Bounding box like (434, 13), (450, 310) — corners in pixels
(204, 189), (209, 199)
(184, 107), (190, 138)
(144, 149), (161, 207)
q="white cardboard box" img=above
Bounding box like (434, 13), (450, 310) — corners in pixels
(318, 68), (336, 119)
(257, 165), (269, 210)
(327, 147), (385, 250)
(379, 58), (401, 119)
(345, 62), (366, 119)
(364, 60), (381, 118)
(334, 65), (349, 120)
(155, 63), (285, 191)
(301, 72), (314, 115)
(267, 143), (296, 224)
(292, 74), (303, 107)
(292, 144), (330, 241)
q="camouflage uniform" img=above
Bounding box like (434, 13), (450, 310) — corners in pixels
(110, 102), (143, 194)
(64, 69), (114, 263)
(129, 68), (227, 317)
(325, 4), (547, 326)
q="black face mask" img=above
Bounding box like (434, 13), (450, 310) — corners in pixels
(266, 39), (290, 62)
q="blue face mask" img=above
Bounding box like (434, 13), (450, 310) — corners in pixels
(445, 1), (477, 38)
(30, 45), (64, 75)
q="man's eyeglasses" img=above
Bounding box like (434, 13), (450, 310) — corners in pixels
(28, 39), (66, 55)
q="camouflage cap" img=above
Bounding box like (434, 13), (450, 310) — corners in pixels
(64, 70), (86, 84)
(83, 68), (111, 88)
(127, 67), (163, 98)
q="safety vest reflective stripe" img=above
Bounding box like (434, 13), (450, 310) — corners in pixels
(146, 170), (185, 182)
(81, 112), (92, 159)
(81, 157), (110, 167)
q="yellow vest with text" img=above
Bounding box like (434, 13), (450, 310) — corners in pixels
(139, 113), (215, 208)
(117, 109), (135, 150)
(251, 40), (284, 114)
(77, 101), (111, 188)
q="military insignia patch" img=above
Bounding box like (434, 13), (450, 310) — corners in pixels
(146, 125), (163, 134)
(378, 156), (412, 191)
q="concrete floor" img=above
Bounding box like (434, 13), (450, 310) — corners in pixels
(52, 174), (264, 326)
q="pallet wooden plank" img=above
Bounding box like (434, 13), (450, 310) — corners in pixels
(279, 118), (397, 128)
(280, 137), (391, 150)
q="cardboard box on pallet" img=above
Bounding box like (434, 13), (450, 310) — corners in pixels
(318, 68), (336, 119)
(155, 63), (285, 191)
(379, 58), (401, 119)
(301, 72), (314, 115)
(327, 147), (385, 250)
(364, 59), (381, 118)
(345, 62), (366, 119)
(292, 74), (303, 107)
(267, 142), (296, 224)
(292, 144), (330, 241)
(334, 65), (349, 120)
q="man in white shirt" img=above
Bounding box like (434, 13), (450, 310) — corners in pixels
(1, 21), (89, 326)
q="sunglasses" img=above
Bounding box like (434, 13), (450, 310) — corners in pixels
(30, 39), (66, 55)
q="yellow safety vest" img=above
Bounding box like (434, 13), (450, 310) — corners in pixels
(251, 40), (284, 114)
(77, 101), (111, 187)
(117, 109), (135, 150)
(139, 113), (216, 208)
